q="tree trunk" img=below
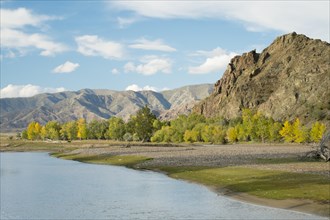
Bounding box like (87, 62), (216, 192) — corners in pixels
(319, 132), (330, 161)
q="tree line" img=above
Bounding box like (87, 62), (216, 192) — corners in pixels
(21, 107), (326, 144)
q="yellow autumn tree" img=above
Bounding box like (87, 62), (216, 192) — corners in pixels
(40, 126), (47, 140)
(310, 121), (326, 143)
(27, 122), (37, 140)
(27, 121), (42, 140)
(279, 120), (294, 142)
(292, 118), (308, 143)
(77, 118), (87, 140)
(227, 126), (238, 143)
(184, 130), (199, 143)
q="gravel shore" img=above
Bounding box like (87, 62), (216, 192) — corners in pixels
(70, 143), (329, 176)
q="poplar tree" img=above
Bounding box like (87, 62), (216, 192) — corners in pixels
(310, 121), (326, 143)
(77, 118), (87, 140)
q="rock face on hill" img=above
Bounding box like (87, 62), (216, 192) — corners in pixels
(194, 32), (330, 126)
(0, 84), (213, 131)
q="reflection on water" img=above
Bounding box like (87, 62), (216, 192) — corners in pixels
(0, 152), (325, 220)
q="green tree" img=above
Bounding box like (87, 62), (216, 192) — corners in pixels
(45, 121), (61, 140)
(107, 117), (126, 140)
(130, 106), (156, 142)
(201, 125), (213, 142)
(132, 133), (140, 141)
(241, 109), (256, 141)
(212, 125), (226, 144)
(61, 121), (77, 140)
(169, 115), (188, 142)
(202, 124), (226, 144)
(152, 119), (164, 131)
(310, 121), (326, 143)
(88, 120), (108, 140)
(123, 132), (133, 142)
(254, 114), (271, 142)
(40, 126), (47, 140)
(269, 122), (282, 142)
(151, 126), (175, 143)
(21, 130), (28, 139)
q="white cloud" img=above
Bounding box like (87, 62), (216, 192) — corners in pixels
(1, 28), (68, 57)
(0, 8), (67, 57)
(1, 7), (57, 29)
(75, 35), (124, 59)
(124, 56), (172, 75)
(124, 62), (136, 73)
(0, 84), (66, 98)
(189, 47), (237, 74)
(125, 84), (158, 92)
(117, 17), (139, 28)
(110, 1), (329, 41)
(111, 68), (120, 74)
(53, 61), (80, 73)
(129, 38), (176, 52)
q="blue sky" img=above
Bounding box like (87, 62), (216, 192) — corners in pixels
(1, 1), (329, 98)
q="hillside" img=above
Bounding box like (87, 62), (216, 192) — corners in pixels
(194, 32), (330, 127)
(0, 84), (213, 131)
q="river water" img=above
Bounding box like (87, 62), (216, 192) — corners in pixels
(0, 152), (325, 220)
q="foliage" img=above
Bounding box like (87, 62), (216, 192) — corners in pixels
(310, 121), (326, 143)
(107, 117), (125, 140)
(27, 121), (42, 140)
(77, 118), (87, 140)
(279, 120), (295, 142)
(292, 118), (308, 143)
(61, 121), (77, 140)
(227, 126), (238, 143)
(151, 126), (175, 143)
(268, 122), (282, 142)
(183, 130), (199, 143)
(21, 108), (323, 145)
(123, 133), (133, 142)
(87, 119), (108, 140)
(44, 121), (61, 140)
(130, 106), (156, 142)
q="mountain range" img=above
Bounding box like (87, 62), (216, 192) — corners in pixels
(1, 32), (329, 132)
(0, 84), (213, 131)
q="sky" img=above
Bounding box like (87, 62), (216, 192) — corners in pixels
(1, 0), (329, 98)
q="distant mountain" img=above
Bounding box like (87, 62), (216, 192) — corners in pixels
(0, 84), (213, 131)
(194, 32), (330, 127)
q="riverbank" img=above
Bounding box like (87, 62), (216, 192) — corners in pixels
(1, 138), (329, 217)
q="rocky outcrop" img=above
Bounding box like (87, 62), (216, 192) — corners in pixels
(194, 32), (330, 126)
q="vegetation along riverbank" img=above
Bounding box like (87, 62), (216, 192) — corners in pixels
(1, 134), (329, 217)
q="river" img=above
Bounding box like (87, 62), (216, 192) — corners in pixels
(0, 152), (325, 219)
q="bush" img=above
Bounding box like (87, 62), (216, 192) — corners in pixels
(123, 133), (133, 142)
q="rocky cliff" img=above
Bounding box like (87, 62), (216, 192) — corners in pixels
(194, 32), (330, 126)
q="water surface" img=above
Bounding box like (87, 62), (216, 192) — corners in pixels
(0, 152), (325, 219)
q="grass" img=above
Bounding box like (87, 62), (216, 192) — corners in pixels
(156, 166), (330, 203)
(0, 139), (65, 152)
(52, 153), (152, 168)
